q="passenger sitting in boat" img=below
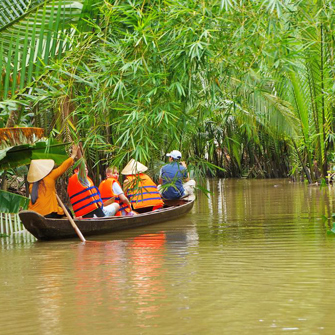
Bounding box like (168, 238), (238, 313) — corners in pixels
(67, 160), (120, 218)
(27, 144), (78, 218)
(122, 159), (164, 213)
(158, 150), (196, 200)
(99, 166), (135, 216)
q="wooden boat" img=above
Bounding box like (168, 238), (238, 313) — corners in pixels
(19, 195), (195, 241)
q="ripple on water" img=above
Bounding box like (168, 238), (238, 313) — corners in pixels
(1, 179), (335, 334)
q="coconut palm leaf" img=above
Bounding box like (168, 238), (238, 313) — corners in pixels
(0, 0), (44, 30)
(0, 0), (84, 100)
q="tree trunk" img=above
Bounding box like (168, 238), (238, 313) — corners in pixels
(1, 170), (8, 191)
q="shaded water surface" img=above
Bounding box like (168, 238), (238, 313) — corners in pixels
(2, 179), (335, 334)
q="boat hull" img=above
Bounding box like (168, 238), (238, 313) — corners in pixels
(19, 197), (195, 240)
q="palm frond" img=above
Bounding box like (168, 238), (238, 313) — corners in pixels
(0, 0), (84, 100)
(0, 0), (44, 30)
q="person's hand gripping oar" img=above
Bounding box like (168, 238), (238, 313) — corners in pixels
(56, 194), (86, 243)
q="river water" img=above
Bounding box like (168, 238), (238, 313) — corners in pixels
(1, 179), (335, 334)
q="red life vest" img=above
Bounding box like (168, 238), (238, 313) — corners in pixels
(124, 173), (164, 210)
(67, 173), (103, 217)
(98, 177), (129, 216)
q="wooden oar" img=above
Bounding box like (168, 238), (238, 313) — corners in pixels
(56, 194), (86, 242)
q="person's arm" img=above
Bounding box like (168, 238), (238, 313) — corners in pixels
(113, 182), (132, 208)
(49, 158), (73, 179)
(180, 161), (190, 182)
(158, 167), (163, 184)
(119, 193), (132, 208)
(49, 144), (79, 179)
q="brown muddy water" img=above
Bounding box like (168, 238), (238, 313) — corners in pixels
(1, 179), (335, 335)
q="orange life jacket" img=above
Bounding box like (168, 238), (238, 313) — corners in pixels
(67, 173), (103, 217)
(98, 177), (129, 216)
(124, 173), (164, 210)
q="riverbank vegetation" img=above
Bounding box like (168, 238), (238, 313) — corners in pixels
(1, 0), (335, 190)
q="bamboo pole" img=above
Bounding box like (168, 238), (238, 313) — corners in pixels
(15, 214), (21, 232)
(8, 214), (13, 234)
(56, 194), (86, 242)
(0, 213), (3, 235)
(5, 214), (9, 235)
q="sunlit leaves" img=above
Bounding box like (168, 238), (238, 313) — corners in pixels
(263, 0), (288, 17)
(220, 0), (237, 11)
(6, 0), (335, 182)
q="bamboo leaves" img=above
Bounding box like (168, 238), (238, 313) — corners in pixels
(3, 0), (335, 181)
(220, 0), (237, 11)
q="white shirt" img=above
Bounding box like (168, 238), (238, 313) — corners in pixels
(112, 182), (124, 196)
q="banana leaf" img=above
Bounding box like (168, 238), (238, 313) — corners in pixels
(31, 141), (69, 164)
(0, 127), (44, 150)
(0, 190), (29, 213)
(0, 140), (69, 170)
(0, 144), (32, 170)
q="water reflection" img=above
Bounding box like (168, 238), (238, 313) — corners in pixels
(37, 251), (63, 335)
(3, 179), (335, 334)
(199, 179), (334, 239)
(0, 229), (36, 248)
(53, 221), (199, 332)
(129, 233), (166, 326)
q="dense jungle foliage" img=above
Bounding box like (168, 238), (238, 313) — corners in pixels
(1, 0), (335, 189)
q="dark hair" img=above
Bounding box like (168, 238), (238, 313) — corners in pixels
(31, 181), (40, 204)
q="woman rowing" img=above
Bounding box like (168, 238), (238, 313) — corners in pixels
(27, 144), (78, 218)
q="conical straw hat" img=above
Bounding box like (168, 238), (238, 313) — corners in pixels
(27, 159), (55, 183)
(121, 158), (148, 175)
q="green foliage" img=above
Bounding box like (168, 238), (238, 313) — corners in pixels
(0, 190), (29, 213)
(0, 140), (68, 170)
(0, 0), (44, 29)
(0, 0), (85, 103)
(323, 212), (335, 235)
(3, 0), (335, 182)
